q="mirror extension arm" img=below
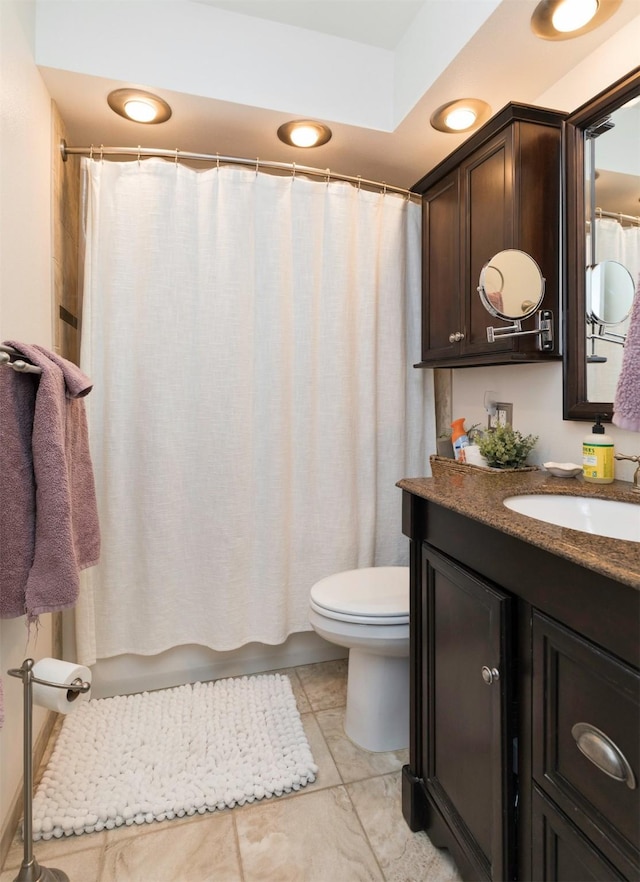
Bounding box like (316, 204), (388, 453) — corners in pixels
(486, 310), (554, 351)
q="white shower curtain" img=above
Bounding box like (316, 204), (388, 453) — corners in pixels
(586, 218), (640, 402)
(76, 158), (433, 664)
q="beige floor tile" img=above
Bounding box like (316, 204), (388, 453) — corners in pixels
(101, 811), (241, 882)
(103, 809), (209, 845)
(315, 708), (408, 784)
(295, 659), (348, 711)
(3, 825), (108, 871)
(1, 845), (104, 882)
(289, 712), (342, 794)
(347, 773), (463, 882)
(236, 785), (384, 882)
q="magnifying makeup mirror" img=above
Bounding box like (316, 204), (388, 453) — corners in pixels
(587, 259), (635, 325)
(478, 249), (553, 351)
(478, 249), (545, 320)
(585, 259), (635, 363)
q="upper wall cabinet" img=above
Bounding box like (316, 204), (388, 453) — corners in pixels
(412, 104), (566, 368)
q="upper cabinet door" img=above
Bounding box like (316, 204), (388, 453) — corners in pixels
(461, 130), (515, 357)
(420, 169), (461, 362)
(413, 104), (565, 369)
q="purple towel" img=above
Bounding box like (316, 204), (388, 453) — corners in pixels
(613, 274), (640, 432)
(0, 342), (100, 621)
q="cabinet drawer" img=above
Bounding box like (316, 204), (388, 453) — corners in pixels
(532, 612), (640, 878)
(531, 786), (624, 881)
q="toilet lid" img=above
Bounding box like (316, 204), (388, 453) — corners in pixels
(310, 567), (409, 624)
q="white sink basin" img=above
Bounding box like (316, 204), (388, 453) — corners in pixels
(503, 494), (640, 542)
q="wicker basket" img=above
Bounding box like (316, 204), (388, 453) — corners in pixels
(429, 454), (538, 477)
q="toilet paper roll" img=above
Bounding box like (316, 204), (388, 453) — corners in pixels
(32, 658), (92, 713)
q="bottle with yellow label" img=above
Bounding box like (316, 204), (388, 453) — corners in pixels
(582, 416), (614, 483)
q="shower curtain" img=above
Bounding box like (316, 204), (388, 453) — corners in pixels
(76, 158), (433, 665)
(587, 217), (640, 402)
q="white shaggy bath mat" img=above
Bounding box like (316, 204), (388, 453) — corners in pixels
(31, 673), (317, 840)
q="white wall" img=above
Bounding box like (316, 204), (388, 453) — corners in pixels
(452, 20), (640, 484)
(0, 0), (54, 843)
(35, 0), (395, 131)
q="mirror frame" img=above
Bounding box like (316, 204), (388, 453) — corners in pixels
(563, 66), (640, 421)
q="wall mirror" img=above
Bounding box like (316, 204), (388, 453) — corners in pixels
(564, 67), (640, 421)
(478, 249), (553, 350)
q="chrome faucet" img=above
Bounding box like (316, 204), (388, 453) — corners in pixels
(614, 453), (640, 491)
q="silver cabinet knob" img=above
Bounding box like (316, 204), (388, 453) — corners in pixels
(448, 331), (466, 343)
(457, 331), (465, 342)
(481, 666), (500, 685)
(449, 332), (457, 343)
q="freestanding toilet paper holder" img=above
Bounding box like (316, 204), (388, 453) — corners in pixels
(7, 659), (91, 882)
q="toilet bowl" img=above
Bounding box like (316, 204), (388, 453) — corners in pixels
(308, 566), (410, 752)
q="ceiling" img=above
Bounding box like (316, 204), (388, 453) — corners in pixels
(38, 0), (640, 191)
(193, 0), (426, 49)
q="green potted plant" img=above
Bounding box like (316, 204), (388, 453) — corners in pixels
(477, 424), (538, 470)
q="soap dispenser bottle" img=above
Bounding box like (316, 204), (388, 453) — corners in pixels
(582, 415), (614, 483)
(451, 418), (469, 462)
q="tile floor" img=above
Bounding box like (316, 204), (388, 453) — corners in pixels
(1, 660), (462, 882)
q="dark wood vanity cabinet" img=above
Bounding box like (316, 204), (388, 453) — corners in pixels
(413, 104), (565, 368)
(401, 491), (640, 882)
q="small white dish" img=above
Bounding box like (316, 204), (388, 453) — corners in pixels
(543, 461), (583, 478)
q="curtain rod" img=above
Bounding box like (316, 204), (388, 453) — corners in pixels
(594, 208), (640, 225)
(60, 140), (419, 200)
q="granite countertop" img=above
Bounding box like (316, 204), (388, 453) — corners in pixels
(397, 467), (640, 589)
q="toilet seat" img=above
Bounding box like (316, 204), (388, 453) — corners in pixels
(310, 566), (409, 625)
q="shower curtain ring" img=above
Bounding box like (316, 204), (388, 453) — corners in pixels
(382, 182), (387, 196)
(89, 145), (94, 161)
(292, 162), (296, 180)
(325, 168), (331, 185)
(99, 145), (104, 162)
(175, 148), (180, 166)
(216, 153), (220, 169)
(137, 146), (142, 166)
(357, 175), (361, 192)
(255, 157), (259, 176)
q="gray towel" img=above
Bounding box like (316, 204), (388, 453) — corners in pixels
(0, 342), (100, 621)
(613, 274), (640, 433)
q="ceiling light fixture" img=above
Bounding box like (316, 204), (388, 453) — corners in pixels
(530, 0), (622, 40)
(107, 89), (172, 124)
(430, 99), (492, 134)
(277, 120), (332, 148)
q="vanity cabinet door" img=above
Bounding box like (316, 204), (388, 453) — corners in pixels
(420, 545), (516, 882)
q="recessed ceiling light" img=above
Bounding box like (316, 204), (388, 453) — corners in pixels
(552, 0), (598, 31)
(107, 89), (172, 124)
(430, 99), (492, 134)
(277, 120), (332, 148)
(530, 0), (622, 40)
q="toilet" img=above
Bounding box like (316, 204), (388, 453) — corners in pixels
(308, 566), (410, 752)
